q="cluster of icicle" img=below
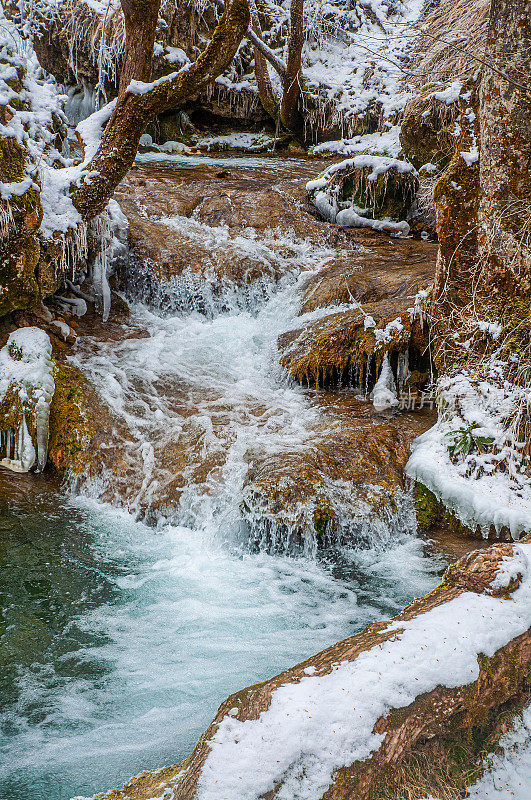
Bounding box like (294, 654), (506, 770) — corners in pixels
(0, 328), (55, 473)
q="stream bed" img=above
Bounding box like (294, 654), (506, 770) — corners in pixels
(1, 153), (446, 800)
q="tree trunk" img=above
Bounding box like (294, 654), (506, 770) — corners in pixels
(248, 0), (280, 122)
(118, 0), (161, 95)
(279, 0), (304, 132)
(478, 0), (531, 295)
(72, 0), (250, 221)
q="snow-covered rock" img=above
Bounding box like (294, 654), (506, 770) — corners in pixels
(307, 155), (418, 235)
(0, 327), (55, 472)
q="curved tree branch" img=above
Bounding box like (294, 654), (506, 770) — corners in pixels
(248, 0), (280, 122)
(247, 28), (286, 80)
(72, 0), (250, 221)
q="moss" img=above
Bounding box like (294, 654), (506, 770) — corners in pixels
(414, 482), (441, 529)
(48, 360), (96, 476)
(313, 497), (336, 536)
(413, 481), (476, 536)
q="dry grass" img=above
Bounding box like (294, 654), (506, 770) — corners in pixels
(410, 0), (490, 88)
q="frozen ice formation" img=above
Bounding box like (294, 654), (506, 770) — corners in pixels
(0, 327), (55, 473)
(371, 353), (398, 411)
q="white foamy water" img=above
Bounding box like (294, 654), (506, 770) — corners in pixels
(0, 497), (442, 800)
(1, 157), (444, 800)
(70, 230), (336, 536)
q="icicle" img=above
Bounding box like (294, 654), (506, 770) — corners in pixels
(371, 353), (398, 411)
(397, 351), (409, 393)
(1, 415), (36, 473)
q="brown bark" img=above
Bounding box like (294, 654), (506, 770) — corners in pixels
(478, 0), (531, 295)
(279, 0), (304, 132)
(118, 0), (161, 95)
(72, 0), (250, 221)
(248, 0), (280, 122)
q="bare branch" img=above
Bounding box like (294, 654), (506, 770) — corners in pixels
(247, 28), (286, 80)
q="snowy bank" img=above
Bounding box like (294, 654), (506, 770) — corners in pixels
(0, 328), (55, 472)
(406, 366), (531, 539)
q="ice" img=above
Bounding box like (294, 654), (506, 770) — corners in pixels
(0, 327), (55, 472)
(371, 353), (398, 411)
(406, 363), (531, 538)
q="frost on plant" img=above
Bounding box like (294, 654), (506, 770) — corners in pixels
(407, 360), (531, 538)
(0, 328), (55, 473)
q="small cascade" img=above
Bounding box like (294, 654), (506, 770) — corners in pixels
(122, 259), (287, 319)
(243, 488), (419, 556)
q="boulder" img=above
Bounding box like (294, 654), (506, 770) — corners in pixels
(307, 156), (419, 235)
(278, 233), (437, 396)
(400, 86), (460, 170)
(242, 390), (435, 550)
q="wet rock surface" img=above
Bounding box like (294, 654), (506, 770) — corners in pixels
(1, 154), (439, 541)
(278, 234), (436, 390)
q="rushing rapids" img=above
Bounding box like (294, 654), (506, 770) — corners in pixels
(1, 152), (445, 800)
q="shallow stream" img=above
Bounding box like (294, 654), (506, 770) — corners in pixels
(0, 153), (445, 800)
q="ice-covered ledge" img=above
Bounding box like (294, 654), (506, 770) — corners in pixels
(406, 368), (531, 540)
(0, 327), (55, 472)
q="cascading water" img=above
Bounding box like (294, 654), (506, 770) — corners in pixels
(0, 154), (445, 800)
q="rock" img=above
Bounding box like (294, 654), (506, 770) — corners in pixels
(400, 87), (460, 170)
(0, 21), (80, 318)
(242, 390), (435, 549)
(94, 537), (531, 800)
(278, 233), (437, 392)
(307, 156), (419, 235)
(113, 163), (356, 314)
(0, 327), (55, 472)
(0, 61), (43, 317)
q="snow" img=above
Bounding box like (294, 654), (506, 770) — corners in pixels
(406, 365), (531, 538)
(197, 543), (531, 800)
(164, 47), (190, 67)
(192, 132), (278, 152)
(313, 126), (402, 158)
(0, 327), (55, 473)
(461, 145), (479, 166)
(423, 706), (531, 800)
(126, 67), (190, 96)
(430, 81), (463, 105)
(307, 155), (415, 194)
(336, 207), (410, 235)
(307, 155), (414, 234)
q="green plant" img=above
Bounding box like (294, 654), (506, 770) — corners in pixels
(445, 424), (494, 459)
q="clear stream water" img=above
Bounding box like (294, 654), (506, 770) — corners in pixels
(0, 154), (445, 800)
